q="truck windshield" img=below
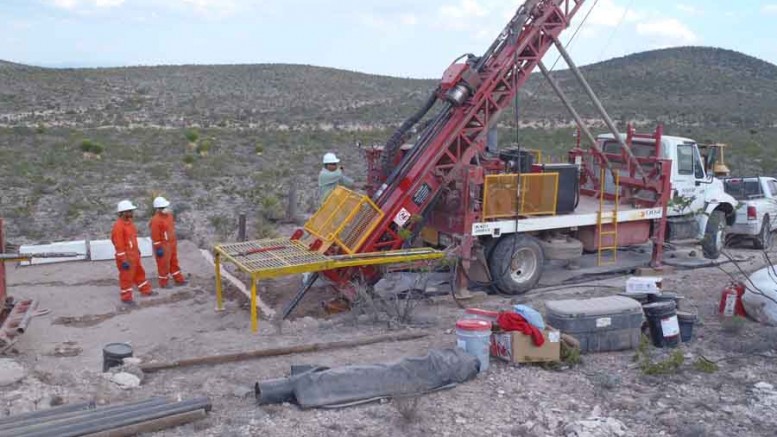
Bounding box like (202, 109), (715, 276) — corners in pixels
(724, 178), (762, 199)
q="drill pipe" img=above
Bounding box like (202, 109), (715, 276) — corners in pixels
(0, 398), (168, 435)
(15, 397), (212, 437)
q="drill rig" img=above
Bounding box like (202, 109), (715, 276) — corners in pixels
(215, 0), (705, 330)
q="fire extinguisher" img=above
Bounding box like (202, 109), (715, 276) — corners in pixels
(719, 282), (747, 317)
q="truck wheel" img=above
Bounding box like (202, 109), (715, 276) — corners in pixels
(702, 210), (726, 259)
(754, 219), (772, 250)
(489, 234), (544, 295)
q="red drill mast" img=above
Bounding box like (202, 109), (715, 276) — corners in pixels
(357, 1), (587, 256)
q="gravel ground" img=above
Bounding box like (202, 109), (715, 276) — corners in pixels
(1, 242), (776, 436)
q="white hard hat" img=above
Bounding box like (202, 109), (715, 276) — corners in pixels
(323, 152), (340, 164)
(153, 196), (171, 209)
(117, 200), (137, 213)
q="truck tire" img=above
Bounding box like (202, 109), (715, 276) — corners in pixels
(489, 234), (544, 295)
(754, 218), (772, 250)
(702, 210), (726, 259)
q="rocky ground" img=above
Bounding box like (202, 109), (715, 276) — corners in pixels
(1, 239), (776, 436)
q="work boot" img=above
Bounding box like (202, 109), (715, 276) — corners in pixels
(141, 291), (159, 297)
(119, 300), (138, 310)
(174, 280), (188, 287)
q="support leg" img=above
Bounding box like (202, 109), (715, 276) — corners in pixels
(251, 276), (258, 333)
(215, 252), (224, 311)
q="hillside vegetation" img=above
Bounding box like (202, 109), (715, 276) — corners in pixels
(1, 47), (776, 129)
(1, 46), (776, 243)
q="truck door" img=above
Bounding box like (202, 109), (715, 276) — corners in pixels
(670, 142), (707, 215)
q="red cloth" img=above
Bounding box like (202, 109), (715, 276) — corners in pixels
(497, 312), (545, 346)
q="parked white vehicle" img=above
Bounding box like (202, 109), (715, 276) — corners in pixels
(723, 176), (777, 249)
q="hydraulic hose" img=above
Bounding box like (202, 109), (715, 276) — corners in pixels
(380, 87), (440, 176)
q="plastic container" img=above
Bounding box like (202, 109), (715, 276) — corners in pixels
(643, 301), (680, 348)
(545, 296), (643, 353)
(102, 342), (133, 372)
(676, 311), (697, 343)
(626, 276), (662, 294)
(463, 308), (499, 324)
(455, 319), (491, 372)
(648, 292), (684, 307)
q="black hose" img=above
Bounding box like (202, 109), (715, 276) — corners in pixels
(380, 88), (440, 176)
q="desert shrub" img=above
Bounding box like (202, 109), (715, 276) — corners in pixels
(80, 139), (104, 155)
(197, 138), (213, 156)
(184, 129), (199, 143)
(259, 195), (283, 221)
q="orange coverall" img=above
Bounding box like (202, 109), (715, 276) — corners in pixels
(149, 212), (185, 287)
(111, 217), (151, 302)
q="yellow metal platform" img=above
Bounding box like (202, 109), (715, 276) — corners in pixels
(213, 186), (445, 332)
(213, 238), (443, 332)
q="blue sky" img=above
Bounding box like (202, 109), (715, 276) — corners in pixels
(0, 0), (774, 78)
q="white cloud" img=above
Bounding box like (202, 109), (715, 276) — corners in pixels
(179, 0), (239, 17)
(676, 4), (702, 15)
(400, 13), (418, 26)
(48, 0), (124, 9)
(439, 0), (488, 20)
(763, 4), (777, 14)
(636, 18), (698, 46)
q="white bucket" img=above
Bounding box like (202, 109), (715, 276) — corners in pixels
(455, 319), (492, 372)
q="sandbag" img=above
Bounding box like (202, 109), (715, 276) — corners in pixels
(743, 267), (777, 325)
(292, 348), (478, 408)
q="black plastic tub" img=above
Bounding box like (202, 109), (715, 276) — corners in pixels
(643, 301), (680, 348)
(103, 343), (133, 372)
(676, 311), (697, 343)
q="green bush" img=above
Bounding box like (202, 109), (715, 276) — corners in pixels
(184, 129), (199, 143)
(260, 195), (283, 221)
(197, 138), (213, 155)
(183, 155), (196, 165)
(79, 139), (104, 155)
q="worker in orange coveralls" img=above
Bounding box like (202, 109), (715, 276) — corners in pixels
(149, 196), (186, 288)
(111, 200), (153, 304)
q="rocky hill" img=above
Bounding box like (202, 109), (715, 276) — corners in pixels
(1, 47), (776, 129)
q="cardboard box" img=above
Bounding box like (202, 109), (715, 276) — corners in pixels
(489, 328), (561, 363)
(625, 276), (662, 294)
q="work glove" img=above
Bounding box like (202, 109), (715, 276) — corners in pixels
(121, 261), (131, 271)
(156, 247), (164, 257)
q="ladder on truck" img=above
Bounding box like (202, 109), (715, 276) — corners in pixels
(597, 168), (620, 266)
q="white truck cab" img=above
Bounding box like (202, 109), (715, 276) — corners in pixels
(598, 134), (737, 258)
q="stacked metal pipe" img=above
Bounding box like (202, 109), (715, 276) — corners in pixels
(0, 397), (211, 437)
(0, 298), (38, 348)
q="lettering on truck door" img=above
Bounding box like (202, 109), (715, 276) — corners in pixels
(670, 143), (706, 215)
